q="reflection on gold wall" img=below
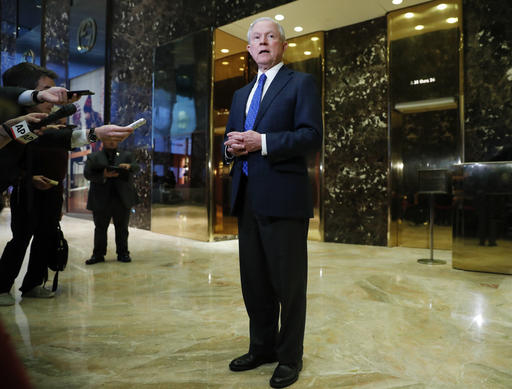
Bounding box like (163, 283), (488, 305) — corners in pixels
(388, 0), (463, 249)
(152, 28), (212, 241)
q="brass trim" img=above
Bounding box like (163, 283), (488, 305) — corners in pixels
(208, 27), (216, 242)
(319, 33), (326, 242)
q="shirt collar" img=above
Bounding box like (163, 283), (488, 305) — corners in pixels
(258, 62), (284, 84)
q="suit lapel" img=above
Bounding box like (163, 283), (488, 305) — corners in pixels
(253, 66), (292, 130)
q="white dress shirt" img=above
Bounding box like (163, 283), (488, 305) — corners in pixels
(246, 62), (284, 156)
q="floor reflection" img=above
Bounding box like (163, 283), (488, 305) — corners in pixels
(1, 211), (511, 388)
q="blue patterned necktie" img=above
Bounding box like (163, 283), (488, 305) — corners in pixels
(242, 73), (267, 176)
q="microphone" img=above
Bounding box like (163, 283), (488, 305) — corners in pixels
(29, 104), (77, 130)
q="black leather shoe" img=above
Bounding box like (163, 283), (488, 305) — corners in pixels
(229, 352), (277, 372)
(117, 253), (132, 263)
(270, 361), (303, 388)
(85, 255), (104, 265)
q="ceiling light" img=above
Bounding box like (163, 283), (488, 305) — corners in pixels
(392, 0), (403, 4)
(288, 42), (297, 47)
(275, 14), (284, 21)
(415, 25), (424, 30)
(405, 12), (414, 18)
(304, 51), (312, 56)
(446, 17), (458, 24)
(221, 61), (229, 65)
(240, 56), (245, 60)
(220, 49), (229, 53)
(437, 3), (447, 10)
(311, 37), (319, 41)
(294, 26), (303, 32)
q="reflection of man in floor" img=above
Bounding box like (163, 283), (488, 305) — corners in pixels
(476, 193), (500, 246)
(162, 168), (181, 203)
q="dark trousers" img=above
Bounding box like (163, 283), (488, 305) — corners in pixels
(92, 197), (130, 256)
(237, 178), (309, 365)
(0, 185), (62, 293)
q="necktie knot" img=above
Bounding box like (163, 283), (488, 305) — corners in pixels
(258, 73), (267, 86)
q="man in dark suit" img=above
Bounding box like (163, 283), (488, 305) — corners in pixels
(224, 17), (322, 388)
(84, 139), (139, 264)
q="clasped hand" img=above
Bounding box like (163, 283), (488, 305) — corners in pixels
(224, 130), (261, 157)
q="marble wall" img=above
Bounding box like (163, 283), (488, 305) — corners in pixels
(42, 0), (70, 86)
(0, 0), (17, 76)
(323, 18), (388, 245)
(463, 0), (512, 162)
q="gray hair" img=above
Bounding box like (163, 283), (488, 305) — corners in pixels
(247, 17), (286, 43)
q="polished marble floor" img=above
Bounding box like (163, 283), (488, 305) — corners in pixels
(1, 210), (511, 388)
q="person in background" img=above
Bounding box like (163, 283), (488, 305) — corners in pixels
(84, 138), (139, 265)
(223, 17), (322, 388)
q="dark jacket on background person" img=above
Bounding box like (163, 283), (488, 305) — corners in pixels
(0, 128), (73, 192)
(84, 148), (140, 211)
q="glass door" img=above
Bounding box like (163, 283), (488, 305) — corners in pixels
(152, 28), (213, 241)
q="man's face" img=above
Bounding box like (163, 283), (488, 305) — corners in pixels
(27, 76), (56, 114)
(247, 20), (287, 71)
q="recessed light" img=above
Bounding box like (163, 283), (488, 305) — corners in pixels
(275, 14), (284, 21)
(392, 0), (403, 4)
(240, 56), (245, 60)
(311, 37), (319, 41)
(288, 42), (297, 47)
(415, 25), (424, 30)
(437, 3), (447, 10)
(294, 26), (303, 32)
(405, 12), (414, 18)
(304, 51), (312, 55)
(446, 17), (458, 24)
(221, 61), (229, 65)
(220, 49), (229, 53)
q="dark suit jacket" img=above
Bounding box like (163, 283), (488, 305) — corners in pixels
(225, 66), (322, 219)
(0, 86), (27, 124)
(0, 128), (74, 192)
(84, 149), (140, 211)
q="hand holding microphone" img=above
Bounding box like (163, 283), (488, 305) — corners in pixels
(4, 112), (48, 130)
(7, 104), (77, 144)
(29, 104), (77, 131)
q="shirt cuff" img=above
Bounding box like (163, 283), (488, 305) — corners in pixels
(71, 129), (89, 148)
(261, 133), (267, 156)
(18, 90), (36, 106)
(224, 145), (234, 161)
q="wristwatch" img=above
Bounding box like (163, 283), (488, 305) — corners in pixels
(31, 90), (42, 104)
(87, 127), (98, 143)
